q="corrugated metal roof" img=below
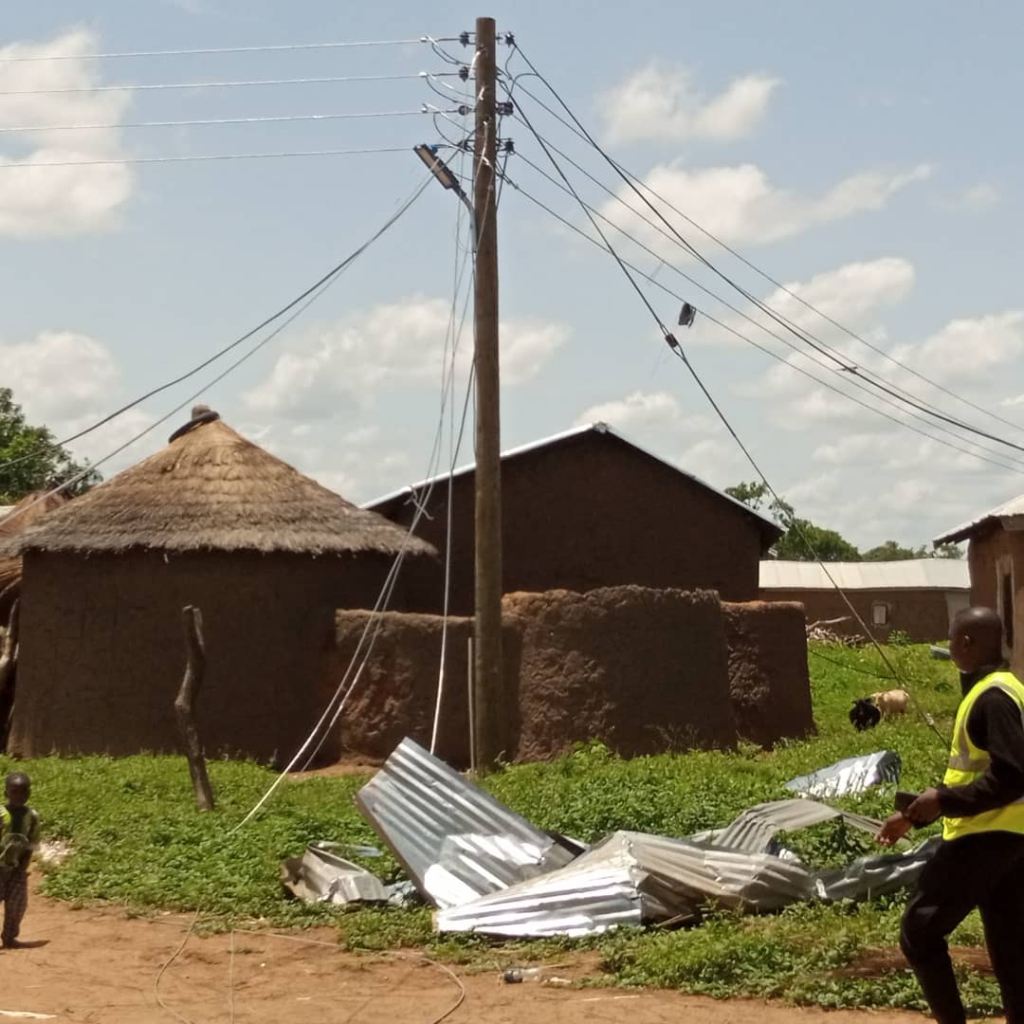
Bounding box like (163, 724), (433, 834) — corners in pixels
(934, 492), (1024, 545)
(785, 751), (902, 800)
(362, 422), (781, 539)
(759, 559), (969, 591)
(354, 738), (575, 910)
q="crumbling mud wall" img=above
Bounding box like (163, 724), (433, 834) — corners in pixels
(327, 611), (473, 766)
(722, 600), (814, 747)
(505, 586), (736, 761)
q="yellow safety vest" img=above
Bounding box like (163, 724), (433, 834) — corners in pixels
(943, 670), (1024, 841)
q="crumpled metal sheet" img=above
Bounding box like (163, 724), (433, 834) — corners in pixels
(785, 752), (902, 800)
(354, 738), (576, 910)
(281, 844), (389, 905)
(434, 800), (935, 939)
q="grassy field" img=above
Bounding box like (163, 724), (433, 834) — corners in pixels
(1, 642), (1002, 1013)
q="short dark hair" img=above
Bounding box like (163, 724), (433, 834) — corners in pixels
(5, 772), (30, 790)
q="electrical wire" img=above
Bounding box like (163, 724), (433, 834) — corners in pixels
(0, 72), (454, 95)
(507, 79), (1024, 442)
(0, 38), (444, 62)
(0, 174), (434, 527)
(0, 145), (427, 169)
(504, 95), (949, 746)
(504, 51), (1024, 457)
(0, 168), (444, 478)
(505, 150), (1024, 474)
(491, 166), (1024, 476)
(0, 108), (449, 134)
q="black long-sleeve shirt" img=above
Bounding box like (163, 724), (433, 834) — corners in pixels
(937, 666), (1024, 818)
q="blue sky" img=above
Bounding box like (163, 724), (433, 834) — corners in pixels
(5, 2), (1024, 549)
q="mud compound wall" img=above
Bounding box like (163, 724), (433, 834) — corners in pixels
(505, 587), (737, 761)
(722, 601), (814, 748)
(326, 611), (473, 765)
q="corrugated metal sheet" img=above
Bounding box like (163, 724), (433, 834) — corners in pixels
(786, 751), (902, 800)
(711, 799), (881, 853)
(759, 559), (969, 592)
(436, 825), (932, 939)
(354, 739), (575, 910)
(935, 492), (1024, 544)
(363, 422), (779, 536)
(280, 845), (389, 905)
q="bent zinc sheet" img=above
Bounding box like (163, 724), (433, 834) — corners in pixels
(785, 751), (902, 801)
(436, 801), (933, 939)
(354, 738), (576, 910)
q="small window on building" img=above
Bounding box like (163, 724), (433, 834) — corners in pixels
(1002, 571), (1015, 649)
(871, 602), (889, 626)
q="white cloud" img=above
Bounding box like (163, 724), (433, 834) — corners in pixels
(599, 161), (932, 255)
(574, 390), (711, 434)
(245, 296), (569, 419)
(949, 182), (1001, 212)
(0, 30), (134, 238)
(601, 63), (780, 145)
(812, 433), (890, 466)
(900, 312), (1024, 385)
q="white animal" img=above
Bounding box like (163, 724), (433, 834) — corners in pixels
(870, 689), (910, 716)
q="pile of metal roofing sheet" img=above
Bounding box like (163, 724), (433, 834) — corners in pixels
(351, 740), (935, 939)
(354, 738), (576, 910)
(785, 751), (902, 800)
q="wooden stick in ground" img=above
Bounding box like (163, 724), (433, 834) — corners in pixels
(176, 605), (215, 811)
(0, 599), (20, 746)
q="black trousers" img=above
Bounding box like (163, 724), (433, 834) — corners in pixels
(901, 831), (1024, 1024)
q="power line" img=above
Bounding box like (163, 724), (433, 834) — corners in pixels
(0, 145), (435, 169)
(507, 149), (1024, 473)
(0, 72), (457, 95)
(0, 172), (435, 482)
(0, 38), (446, 62)
(0, 108), (450, 134)
(505, 64), (1024, 446)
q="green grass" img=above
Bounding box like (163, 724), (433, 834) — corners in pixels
(2, 642), (1002, 1011)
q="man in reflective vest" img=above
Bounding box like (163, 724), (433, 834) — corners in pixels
(878, 606), (1024, 1024)
(0, 772), (40, 950)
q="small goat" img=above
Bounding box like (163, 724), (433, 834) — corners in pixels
(870, 689), (910, 716)
(850, 698), (882, 732)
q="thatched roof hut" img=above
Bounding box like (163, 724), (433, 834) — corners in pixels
(0, 490), (68, 621)
(9, 407), (435, 765)
(11, 406), (430, 559)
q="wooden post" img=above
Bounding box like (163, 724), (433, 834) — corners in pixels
(0, 600), (20, 747)
(473, 14), (504, 770)
(176, 605), (215, 811)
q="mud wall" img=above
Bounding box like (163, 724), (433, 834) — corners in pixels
(760, 588), (963, 644)
(11, 549), (410, 765)
(722, 601), (814, 748)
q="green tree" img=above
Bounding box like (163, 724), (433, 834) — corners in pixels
(862, 540), (924, 561)
(727, 479), (860, 561)
(932, 542), (965, 559)
(0, 388), (100, 504)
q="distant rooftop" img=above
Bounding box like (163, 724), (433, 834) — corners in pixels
(934, 492), (1024, 545)
(760, 559), (969, 591)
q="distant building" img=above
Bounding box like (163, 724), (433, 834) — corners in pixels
(4, 408), (434, 764)
(935, 495), (1024, 667)
(365, 422), (782, 614)
(759, 559), (970, 643)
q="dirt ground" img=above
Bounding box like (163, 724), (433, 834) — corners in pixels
(0, 890), (992, 1024)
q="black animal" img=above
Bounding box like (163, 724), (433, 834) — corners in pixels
(849, 697), (881, 732)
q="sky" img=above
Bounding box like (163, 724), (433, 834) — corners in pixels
(4, 2), (1024, 550)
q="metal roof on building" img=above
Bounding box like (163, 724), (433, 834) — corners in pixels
(934, 493), (1024, 545)
(363, 422), (781, 539)
(759, 559), (969, 592)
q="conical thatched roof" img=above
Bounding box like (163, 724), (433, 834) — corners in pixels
(9, 408), (434, 558)
(0, 490), (69, 616)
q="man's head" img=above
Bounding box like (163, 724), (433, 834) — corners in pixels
(949, 607), (1005, 672)
(4, 772), (30, 809)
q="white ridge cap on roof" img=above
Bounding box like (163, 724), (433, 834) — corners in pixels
(362, 421), (780, 534)
(760, 559), (969, 591)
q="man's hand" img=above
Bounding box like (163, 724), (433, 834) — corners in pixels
(877, 812), (914, 847)
(905, 787), (943, 826)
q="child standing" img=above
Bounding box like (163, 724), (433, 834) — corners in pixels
(0, 772), (40, 949)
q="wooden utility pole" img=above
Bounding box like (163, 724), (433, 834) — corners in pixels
(473, 15), (503, 769)
(175, 605), (215, 811)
